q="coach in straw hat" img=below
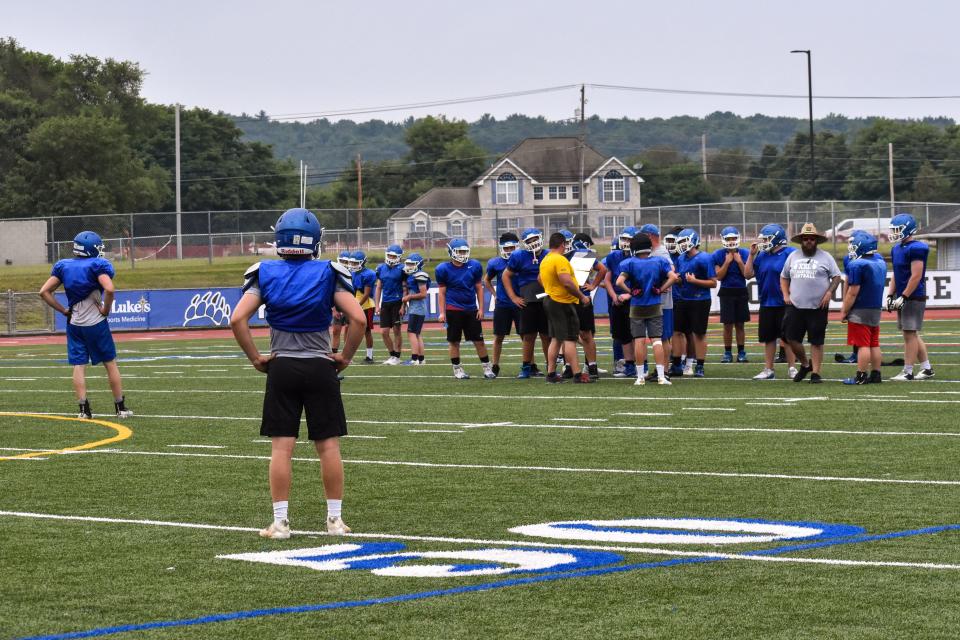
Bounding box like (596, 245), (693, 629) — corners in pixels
(779, 223), (841, 383)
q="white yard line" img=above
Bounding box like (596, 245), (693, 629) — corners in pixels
(408, 429), (464, 434)
(0, 510), (957, 571)
(682, 408), (736, 412)
(551, 418), (608, 422)
(166, 444), (226, 449)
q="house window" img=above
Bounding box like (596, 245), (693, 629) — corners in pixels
(495, 217), (517, 234)
(448, 219), (465, 237)
(533, 186), (543, 200)
(601, 215), (627, 238)
(571, 184), (580, 200)
(603, 170), (625, 202)
(496, 173), (519, 205)
(412, 220), (427, 233)
(549, 186), (567, 200)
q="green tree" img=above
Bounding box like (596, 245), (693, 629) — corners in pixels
(844, 119), (947, 200)
(910, 161), (952, 202)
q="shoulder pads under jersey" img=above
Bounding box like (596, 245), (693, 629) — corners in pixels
(413, 270), (430, 282)
(242, 262), (262, 292)
(330, 261), (356, 293)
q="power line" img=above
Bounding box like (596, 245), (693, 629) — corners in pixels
(588, 83), (960, 101)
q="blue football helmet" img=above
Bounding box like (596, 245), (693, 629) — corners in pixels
(618, 226), (639, 256)
(520, 228), (543, 253)
(848, 230), (878, 259)
(559, 229), (574, 253)
(610, 237), (620, 252)
(404, 252), (425, 274)
(757, 224), (787, 253)
(274, 208), (322, 257)
(662, 231), (678, 255)
(385, 244), (403, 266)
(446, 238), (471, 264)
(349, 250), (367, 273)
(676, 228), (700, 254)
(721, 226), (741, 249)
(889, 213), (918, 243)
(498, 232), (520, 259)
(337, 250), (352, 267)
(572, 232), (594, 252)
(72, 231), (105, 258)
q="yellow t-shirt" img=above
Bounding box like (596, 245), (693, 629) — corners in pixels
(539, 252), (579, 304)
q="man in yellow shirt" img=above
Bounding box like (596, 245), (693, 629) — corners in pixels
(539, 232), (594, 383)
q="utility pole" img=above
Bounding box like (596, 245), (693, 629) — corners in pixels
(701, 133), (708, 182)
(791, 49), (815, 198)
(175, 104), (182, 260)
(578, 84), (586, 216)
(356, 153), (363, 246)
(888, 142), (895, 208)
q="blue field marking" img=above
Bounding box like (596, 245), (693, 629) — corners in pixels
(554, 518), (865, 541)
(17, 524), (960, 640)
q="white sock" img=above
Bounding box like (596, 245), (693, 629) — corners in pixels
(920, 360), (931, 370)
(366, 347), (374, 358)
(656, 364), (665, 378)
(327, 499), (342, 519)
(904, 364), (914, 374)
(272, 500), (288, 522)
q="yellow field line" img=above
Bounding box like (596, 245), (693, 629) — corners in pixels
(0, 412), (132, 460)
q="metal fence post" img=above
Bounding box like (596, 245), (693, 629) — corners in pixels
(831, 201), (836, 254)
(697, 204), (703, 250)
(6, 290), (14, 335)
(657, 207), (662, 233)
(129, 213), (136, 269)
(208, 210), (214, 265)
(741, 201), (747, 236)
(49, 216), (56, 263)
(785, 201), (791, 237)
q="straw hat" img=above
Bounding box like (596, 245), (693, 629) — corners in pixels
(790, 222), (827, 244)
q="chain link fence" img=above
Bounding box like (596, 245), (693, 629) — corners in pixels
(2, 291), (55, 334)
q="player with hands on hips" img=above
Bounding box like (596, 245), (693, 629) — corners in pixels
(436, 239), (496, 380)
(840, 231), (887, 385)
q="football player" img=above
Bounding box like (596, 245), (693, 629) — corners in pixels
(713, 226), (750, 363)
(483, 232), (521, 377)
(887, 213), (935, 380)
(39, 231), (133, 419)
(635, 224), (675, 381)
(349, 250), (377, 363)
(436, 239), (496, 380)
(603, 226), (640, 378)
(330, 250), (354, 354)
(672, 228), (717, 378)
(565, 232), (606, 379)
(501, 228), (552, 378)
(401, 253), (430, 365)
(375, 244), (406, 364)
(841, 231), (887, 384)
(230, 208), (364, 539)
(744, 224), (797, 379)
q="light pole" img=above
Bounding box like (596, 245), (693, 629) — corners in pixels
(791, 49), (815, 199)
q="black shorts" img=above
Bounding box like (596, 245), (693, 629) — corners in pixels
(576, 299), (596, 334)
(783, 305), (829, 346)
(493, 305), (521, 337)
(407, 314), (425, 335)
(261, 357), (347, 440)
(719, 290), (750, 325)
(674, 299), (711, 336)
(609, 303), (632, 344)
(543, 298), (580, 341)
(519, 299), (549, 336)
(758, 306), (787, 344)
(379, 300), (403, 329)
(446, 308), (483, 343)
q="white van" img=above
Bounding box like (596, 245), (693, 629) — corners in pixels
(824, 217), (892, 241)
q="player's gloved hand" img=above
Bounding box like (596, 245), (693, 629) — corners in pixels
(630, 288), (643, 297)
(651, 287), (662, 296)
(887, 295), (905, 311)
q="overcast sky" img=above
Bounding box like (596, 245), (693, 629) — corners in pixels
(5, 0), (959, 124)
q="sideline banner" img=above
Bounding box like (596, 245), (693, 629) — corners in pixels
(53, 270), (959, 331)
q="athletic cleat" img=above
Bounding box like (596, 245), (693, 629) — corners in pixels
(516, 364), (532, 379)
(668, 365), (684, 378)
(482, 363), (497, 379)
(633, 375), (645, 386)
(694, 364), (705, 378)
(658, 376), (673, 386)
(721, 351), (733, 364)
(588, 364), (600, 380)
(595, 366), (608, 374)
(453, 366), (470, 380)
(867, 371), (883, 384)
(491, 363), (500, 377)
(788, 366), (798, 380)
(915, 368), (935, 380)
(835, 352), (857, 364)
(613, 359), (625, 375)
(775, 347), (787, 363)
(753, 368), (775, 380)
(793, 363), (812, 382)
(78, 401), (93, 419)
(808, 373), (822, 384)
(326, 516), (351, 535)
(737, 350), (749, 363)
(401, 359), (416, 365)
(645, 369), (659, 382)
(890, 370), (914, 381)
(573, 372), (595, 384)
(530, 364), (545, 378)
(383, 356), (401, 366)
(114, 397), (133, 418)
(260, 519), (291, 540)
(842, 372), (868, 385)
(362, 356), (375, 364)
(545, 372), (565, 384)
(562, 365), (574, 379)
(682, 363), (694, 377)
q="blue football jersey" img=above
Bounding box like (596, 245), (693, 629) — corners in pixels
(486, 256), (516, 309)
(754, 247), (795, 307)
(405, 271), (431, 316)
(246, 259), (354, 332)
(675, 251), (716, 301)
(506, 249), (548, 289)
(436, 259), (483, 310)
(376, 263), (405, 303)
(712, 248), (750, 289)
(847, 255), (887, 310)
(620, 256), (673, 307)
(352, 268), (376, 296)
(891, 239), (929, 297)
(52, 257), (115, 307)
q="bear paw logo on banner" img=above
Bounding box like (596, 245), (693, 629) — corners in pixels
(183, 291), (232, 327)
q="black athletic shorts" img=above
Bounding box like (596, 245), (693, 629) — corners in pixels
(576, 298), (596, 334)
(609, 302), (632, 344)
(379, 300), (403, 329)
(783, 305), (829, 346)
(519, 299), (549, 336)
(543, 298), (581, 342)
(493, 305), (521, 337)
(674, 299), (711, 336)
(758, 306), (787, 344)
(407, 314), (425, 336)
(446, 308), (483, 343)
(719, 289), (750, 325)
(261, 357), (347, 440)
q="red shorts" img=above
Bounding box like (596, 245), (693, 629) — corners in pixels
(847, 321), (879, 348)
(364, 307), (375, 330)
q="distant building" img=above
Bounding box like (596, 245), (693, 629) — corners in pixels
(918, 210), (960, 269)
(389, 137), (643, 244)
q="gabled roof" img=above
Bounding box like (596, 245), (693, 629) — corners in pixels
(585, 156), (644, 183)
(918, 210), (960, 237)
(392, 187), (481, 219)
(474, 137), (608, 185)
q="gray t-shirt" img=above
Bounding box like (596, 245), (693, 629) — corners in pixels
(847, 307), (881, 326)
(70, 290), (107, 327)
(246, 280), (349, 360)
(780, 249), (841, 309)
(651, 245), (674, 310)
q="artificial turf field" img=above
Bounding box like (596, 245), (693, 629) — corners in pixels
(2, 319), (960, 639)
